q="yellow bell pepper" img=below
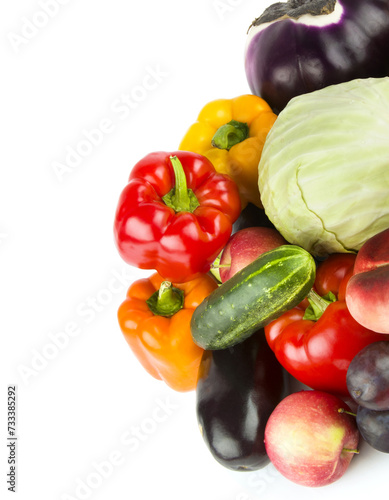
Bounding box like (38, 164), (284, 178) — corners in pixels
(179, 94), (277, 208)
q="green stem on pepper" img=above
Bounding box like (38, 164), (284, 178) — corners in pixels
(162, 156), (200, 213)
(303, 289), (337, 321)
(146, 281), (184, 317)
(211, 120), (249, 150)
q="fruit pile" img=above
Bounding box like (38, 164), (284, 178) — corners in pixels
(113, 0), (389, 489)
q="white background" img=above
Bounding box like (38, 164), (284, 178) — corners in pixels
(1, 1), (387, 499)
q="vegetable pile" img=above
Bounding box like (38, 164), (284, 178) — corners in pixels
(113, 0), (389, 490)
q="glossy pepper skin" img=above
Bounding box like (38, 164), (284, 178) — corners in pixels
(265, 254), (389, 397)
(114, 151), (241, 283)
(196, 330), (289, 471)
(179, 95), (277, 208)
(118, 272), (218, 392)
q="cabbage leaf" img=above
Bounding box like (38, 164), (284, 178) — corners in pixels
(258, 77), (389, 256)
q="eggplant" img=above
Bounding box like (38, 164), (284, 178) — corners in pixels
(245, 0), (389, 113)
(196, 330), (289, 471)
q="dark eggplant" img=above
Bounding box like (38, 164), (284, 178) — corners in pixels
(196, 329), (289, 471)
(245, 0), (389, 113)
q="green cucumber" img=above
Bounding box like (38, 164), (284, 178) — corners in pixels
(191, 245), (315, 350)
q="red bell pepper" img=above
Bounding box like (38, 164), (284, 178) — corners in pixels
(265, 253), (389, 397)
(114, 151), (241, 283)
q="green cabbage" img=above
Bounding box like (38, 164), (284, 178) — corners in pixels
(258, 77), (389, 257)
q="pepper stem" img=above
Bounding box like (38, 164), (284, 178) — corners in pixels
(211, 120), (249, 151)
(162, 156), (200, 213)
(303, 289), (336, 321)
(146, 281), (184, 317)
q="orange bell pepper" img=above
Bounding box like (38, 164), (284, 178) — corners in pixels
(117, 272), (218, 392)
(179, 94), (277, 208)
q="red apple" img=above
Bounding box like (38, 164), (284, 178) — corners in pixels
(346, 227), (389, 334)
(219, 226), (287, 282)
(264, 390), (360, 487)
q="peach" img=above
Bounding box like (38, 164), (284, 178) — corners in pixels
(346, 228), (389, 334)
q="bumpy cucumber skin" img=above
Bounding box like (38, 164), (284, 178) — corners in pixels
(191, 245), (315, 350)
